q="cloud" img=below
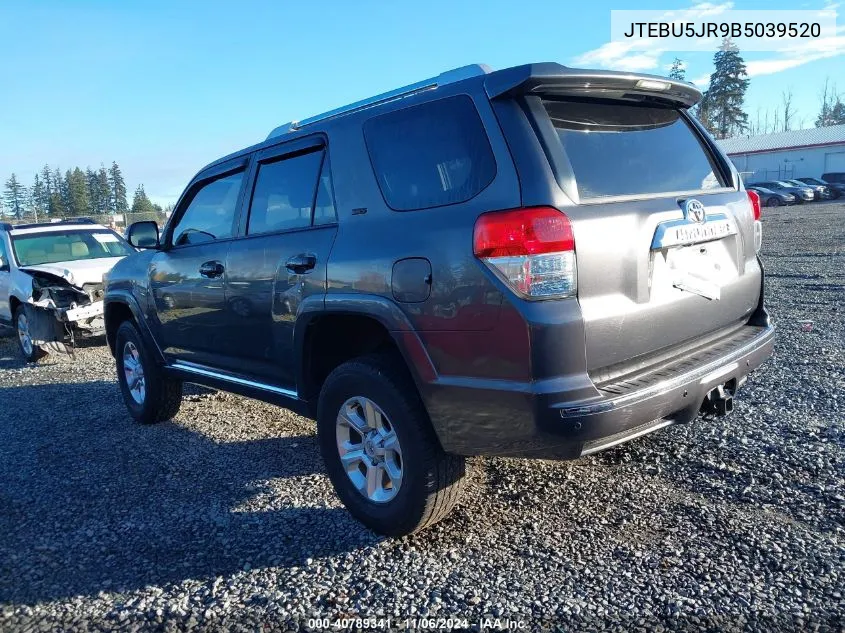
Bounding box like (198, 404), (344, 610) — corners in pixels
(572, 1), (734, 72)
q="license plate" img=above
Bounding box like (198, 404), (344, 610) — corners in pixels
(667, 246), (722, 300)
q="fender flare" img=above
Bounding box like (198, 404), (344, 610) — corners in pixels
(104, 291), (166, 364)
(293, 293), (438, 395)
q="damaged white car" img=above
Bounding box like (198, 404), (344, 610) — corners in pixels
(0, 219), (136, 361)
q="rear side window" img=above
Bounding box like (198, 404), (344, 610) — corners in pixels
(543, 100), (726, 200)
(364, 96), (496, 211)
(247, 149), (337, 235)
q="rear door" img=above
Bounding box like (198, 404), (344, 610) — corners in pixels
(222, 137), (338, 387)
(530, 97), (760, 372)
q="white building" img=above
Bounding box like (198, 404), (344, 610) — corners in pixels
(717, 124), (845, 183)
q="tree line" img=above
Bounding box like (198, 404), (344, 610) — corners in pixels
(1, 163), (165, 222)
(668, 39), (845, 140)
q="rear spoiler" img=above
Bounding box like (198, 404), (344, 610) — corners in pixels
(484, 63), (702, 109)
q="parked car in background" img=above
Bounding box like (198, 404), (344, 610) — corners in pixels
(783, 179), (832, 200)
(105, 62), (774, 536)
(0, 219), (135, 361)
(821, 172), (845, 185)
(754, 181), (814, 203)
(747, 185), (796, 207)
(799, 177), (844, 199)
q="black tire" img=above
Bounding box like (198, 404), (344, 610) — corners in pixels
(115, 320), (182, 424)
(767, 196), (781, 207)
(317, 354), (466, 536)
(14, 305), (46, 362)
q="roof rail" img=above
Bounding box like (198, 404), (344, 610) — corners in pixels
(267, 63), (492, 140)
(5, 218), (99, 231)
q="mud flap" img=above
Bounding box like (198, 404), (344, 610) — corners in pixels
(22, 305), (72, 355)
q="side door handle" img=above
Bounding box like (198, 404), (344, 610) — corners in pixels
(285, 253), (317, 274)
(199, 261), (225, 278)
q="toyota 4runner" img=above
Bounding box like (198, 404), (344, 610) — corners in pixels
(104, 63), (775, 536)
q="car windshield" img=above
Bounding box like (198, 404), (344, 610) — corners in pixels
(11, 229), (134, 267)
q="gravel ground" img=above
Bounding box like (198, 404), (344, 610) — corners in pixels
(0, 202), (843, 632)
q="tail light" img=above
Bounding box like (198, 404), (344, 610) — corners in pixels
(747, 190), (762, 252)
(473, 206), (576, 299)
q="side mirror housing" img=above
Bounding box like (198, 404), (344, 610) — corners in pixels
(127, 221), (160, 249)
(0, 255), (8, 271)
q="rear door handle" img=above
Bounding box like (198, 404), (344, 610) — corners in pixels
(199, 261), (225, 278)
(285, 253), (317, 274)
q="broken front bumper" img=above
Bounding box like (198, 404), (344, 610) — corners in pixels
(63, 301), (105, 323)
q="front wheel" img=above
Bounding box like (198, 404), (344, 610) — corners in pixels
(14, 306), (46, 362)
(767, 196), (781, 207)
(115, 320), (183, 424)
(317, 354), (466, 536)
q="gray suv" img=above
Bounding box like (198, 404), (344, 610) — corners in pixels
(104, 63), (775, 536)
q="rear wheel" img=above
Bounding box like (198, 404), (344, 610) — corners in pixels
(115, 320), (183, 424)
(767, 197), (781, 207)
(14, 306), (46, 362)
(317, 354), (466, 536)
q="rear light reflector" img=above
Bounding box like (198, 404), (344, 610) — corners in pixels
(747, 189), (763, 252)
(473, 207), (577, 299)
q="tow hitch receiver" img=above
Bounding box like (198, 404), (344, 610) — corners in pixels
(701, 379), (737, 417)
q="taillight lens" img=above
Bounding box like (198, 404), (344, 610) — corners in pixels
(473, 206), (577, 299)
(747, 190), (763, 252)
(747, 189), (761, 221)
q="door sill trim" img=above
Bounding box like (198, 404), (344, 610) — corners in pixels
(169, 361), (298, 398)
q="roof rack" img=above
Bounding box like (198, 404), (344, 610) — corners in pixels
(267, 63), (492, 140)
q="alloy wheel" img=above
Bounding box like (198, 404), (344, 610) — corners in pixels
(17, 312), (33, 357)
(336, 396), (403, 503)
(122, 341), (146, 404)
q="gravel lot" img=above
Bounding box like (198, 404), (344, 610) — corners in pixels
(1, 202), (843, 631)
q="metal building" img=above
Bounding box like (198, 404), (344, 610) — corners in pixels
(717, 124), (845, 183)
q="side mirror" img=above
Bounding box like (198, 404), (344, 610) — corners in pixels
(127, 221), (160, 249)
(0, 255), (7, 271)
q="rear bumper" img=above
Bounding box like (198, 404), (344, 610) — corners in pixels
(424, 324), (775, 459)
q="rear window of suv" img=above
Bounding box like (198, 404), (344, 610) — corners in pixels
(364, 96), (496, 211)
(542, 99), (727, 201)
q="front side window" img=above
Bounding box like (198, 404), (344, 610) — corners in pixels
(171, 171), (244, 246)
(543, 99), (726, 200)
(364, 96), (497, 211)
(246, 149), (336, 235)
(11, 230), (134, 267)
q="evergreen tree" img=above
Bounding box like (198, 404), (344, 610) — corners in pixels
(66, 168), (90, 217)
(4, 174), (29, 219)
(39, 165), (53, 215)
(96, 166), (111, 214)
(668, 58), (686, 81)
(30, 173), (47, 220)
(131, 184), (158, 215)
(53, 167), (69, 217)
(109, 162), (128, 213)
(86, 168), (99, 213)
(700, 38), (749, 139)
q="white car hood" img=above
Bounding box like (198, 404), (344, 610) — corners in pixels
(20, 257), (125, 287)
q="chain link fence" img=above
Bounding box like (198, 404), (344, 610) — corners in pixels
(3, 211), (168, 231)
